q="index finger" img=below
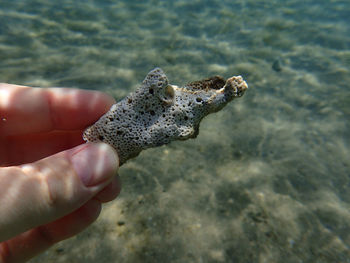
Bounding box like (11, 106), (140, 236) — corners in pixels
(0, 83), (115, 136)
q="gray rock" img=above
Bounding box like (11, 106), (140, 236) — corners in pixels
(83, 68), (248, 165)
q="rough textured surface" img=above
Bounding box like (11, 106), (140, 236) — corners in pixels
(83, 68), (248, 165)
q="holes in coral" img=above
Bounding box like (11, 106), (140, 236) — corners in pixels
(98, 135), (104, 141)
(150, 110), (155, 116)
(149, 88), (154, 95)
(196, 97), (203, 103)
(128, 98), (133, 104)
(165, 85), (174, 99)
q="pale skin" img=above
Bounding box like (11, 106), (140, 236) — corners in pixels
(0, 84), (121, 263)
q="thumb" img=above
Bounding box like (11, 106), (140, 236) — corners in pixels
(0, 143), (119, 242)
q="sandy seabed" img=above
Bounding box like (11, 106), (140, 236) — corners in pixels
(0, 0), (349, 262)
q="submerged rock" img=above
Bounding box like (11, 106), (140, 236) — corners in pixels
(272, 59), (282, 72)
(83, 68), (248, 165)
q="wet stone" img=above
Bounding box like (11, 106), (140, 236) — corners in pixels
(83, 68), (248, 165)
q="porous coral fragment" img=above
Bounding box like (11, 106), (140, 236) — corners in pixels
(83, 68), (248, 165)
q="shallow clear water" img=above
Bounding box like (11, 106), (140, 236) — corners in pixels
(1, 0), (350, 262)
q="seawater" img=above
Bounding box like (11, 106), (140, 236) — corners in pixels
(1, 0), (349, 262)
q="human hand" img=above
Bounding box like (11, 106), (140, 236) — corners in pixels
(0, 84), (120, 263)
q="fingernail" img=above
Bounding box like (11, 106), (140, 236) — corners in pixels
(70, 143), (119, 186)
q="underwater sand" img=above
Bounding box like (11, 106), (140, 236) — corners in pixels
(1, 0), (350, 262)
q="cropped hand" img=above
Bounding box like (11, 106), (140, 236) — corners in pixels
(0, 84), (120, 263)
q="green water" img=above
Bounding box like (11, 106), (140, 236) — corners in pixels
(1, 0), (350, 262)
